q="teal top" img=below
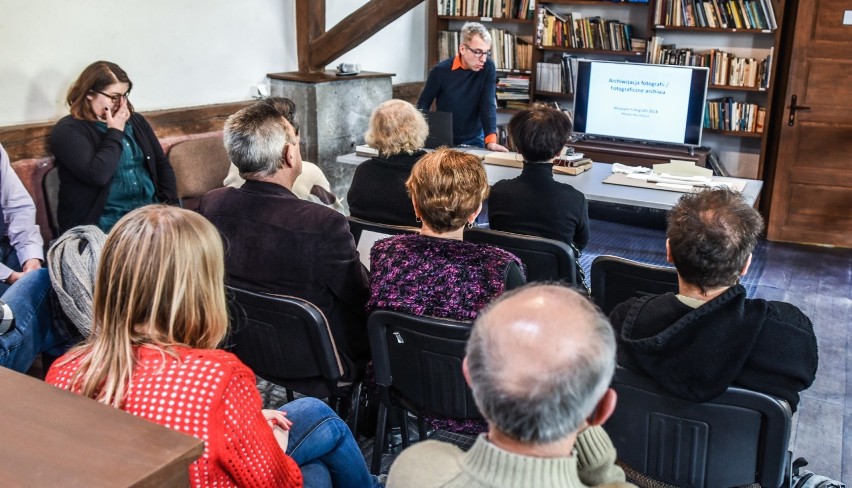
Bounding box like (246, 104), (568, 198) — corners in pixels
(95, 122), (157, 232)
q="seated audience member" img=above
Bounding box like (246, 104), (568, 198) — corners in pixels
(368, 148), (525, 434)
(347, 99), (428, 226)
(223, 98), (344, 213)
(47, 206), (383, 488)
(387, 284), (630, 488)
(488, 105), (589, 251)
(0, 143), (77, 372)
(609, 188), (818, 411)
(200, 98), (370, 372)
(0, 143), (44, 293)
(50, 61), (178, 233)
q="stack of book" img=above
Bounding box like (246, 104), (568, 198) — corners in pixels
(437, 0), (536, 19)
(496, 75), (530, 110)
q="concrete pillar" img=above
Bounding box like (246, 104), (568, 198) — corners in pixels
(267, 71), (394, 201)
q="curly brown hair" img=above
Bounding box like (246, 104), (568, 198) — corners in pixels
(406, 148), (489, 233)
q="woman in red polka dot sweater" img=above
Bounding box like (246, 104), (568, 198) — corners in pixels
(47, 205), (382, 488)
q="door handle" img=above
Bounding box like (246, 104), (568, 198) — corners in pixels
(788, 94), (812, 126)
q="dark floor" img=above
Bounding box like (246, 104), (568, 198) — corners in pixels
(256, 224), (851, 481)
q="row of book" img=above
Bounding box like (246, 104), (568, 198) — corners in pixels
(655, 0), (777, 29)
(537, 7), (639, 52)
(437, 0), (535, 19)
(438, 30), (533, 71)
(535, 55), (579, 94)
(705, 98), (766, 133)
(496, 75), (530, 110)
(648, 38), (773, 88)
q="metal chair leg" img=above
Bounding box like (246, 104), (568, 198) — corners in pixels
(371, 404), (388, 475)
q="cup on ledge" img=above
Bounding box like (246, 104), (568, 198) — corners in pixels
(336, 63), (361, 76)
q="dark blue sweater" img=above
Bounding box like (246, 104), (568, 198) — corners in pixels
(417, 56), (497, 146)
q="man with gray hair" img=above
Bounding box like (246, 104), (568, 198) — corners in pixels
(417, 22), (508, 152)
(199, 97), (370, 373)
(387, 284), (632, 488)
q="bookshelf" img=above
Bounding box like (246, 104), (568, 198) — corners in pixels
(424, 0), (787, 177)
(646, 0), (785, 177)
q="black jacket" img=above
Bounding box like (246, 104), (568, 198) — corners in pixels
(199, 180), (371, 369)
(609, 285), (818, 411)
(487, 162), (589, 249)
(346, 151), (425, 227)
(50, 113), (178, 232)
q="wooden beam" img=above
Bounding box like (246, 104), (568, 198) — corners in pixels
(296, 0), (326, 73)
(308, 0), (424, 71)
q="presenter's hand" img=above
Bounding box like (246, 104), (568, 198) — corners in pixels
(486, 142), (509, 152)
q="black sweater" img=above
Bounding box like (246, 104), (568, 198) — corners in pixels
(487, 162), (589, 249)
(609, 285), (818, 411)
(50, 113), (178, 232)
(347, 151), (425, 227)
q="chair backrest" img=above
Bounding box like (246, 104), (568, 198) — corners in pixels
(347, 216), (419, 244)
(591, 255), (679, 315)
(605, 367), (792, 488)
(464, 227), (578, 284)
(226, 286), (345, 397)
(367, 310), (482, 420)
(43, 166), (60, 239)
(167, 135), (230, 206)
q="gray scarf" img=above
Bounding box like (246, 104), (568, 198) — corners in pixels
(48, 225), (106, 337)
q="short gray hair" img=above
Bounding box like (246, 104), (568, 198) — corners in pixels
(223, 98), (295, 178)
(460, 22), (492, 45)
(466, 284), (616, 443)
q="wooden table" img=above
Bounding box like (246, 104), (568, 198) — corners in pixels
(0, 367), (204, 487)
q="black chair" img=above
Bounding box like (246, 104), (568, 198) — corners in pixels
(367, 310), (483, 474)
(43, 166), (60, 237)
(605, 367), (792, 488)
(590, 255), (679, 315)
(463, 227), (583, 286)
(347, 216), (419, 244)
(226, 286), (363, 429)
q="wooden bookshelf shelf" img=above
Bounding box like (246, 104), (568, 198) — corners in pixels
(653, 25), (774, 34)
(708, 84), (768, 92)
(539, 46), (646, 56)
(437, 15), (534, 23)
(544, 0), (649, 5)
(703, 128), (764, 138)
(534, 90), (574, 98)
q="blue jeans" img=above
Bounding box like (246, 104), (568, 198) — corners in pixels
(282, 397), (381, 488)
(0, 269), (73, 372)
(456, 130), (485, 148)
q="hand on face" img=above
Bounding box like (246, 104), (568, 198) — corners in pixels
(105, 96), (131, 131)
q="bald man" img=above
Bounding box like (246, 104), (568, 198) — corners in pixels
(387, 284), (633, 488)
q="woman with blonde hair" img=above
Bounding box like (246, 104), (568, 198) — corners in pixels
(50, 61), (178, 233)
(347, 99), (428, 226)
(47, 205), (383, 488)
(367, 148), (525, 434)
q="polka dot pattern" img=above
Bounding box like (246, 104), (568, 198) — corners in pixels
(47, 346), (302, 487)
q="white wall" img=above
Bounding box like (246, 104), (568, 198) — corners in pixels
(0, 0), (426, 127)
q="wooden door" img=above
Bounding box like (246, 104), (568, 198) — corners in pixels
(767, 0), (852, 247)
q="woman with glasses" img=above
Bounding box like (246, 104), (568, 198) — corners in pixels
(50, 61), (177, 233)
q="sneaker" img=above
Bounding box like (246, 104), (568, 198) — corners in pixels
(792, 457), (846, 488)
(0, 299), (14, 334)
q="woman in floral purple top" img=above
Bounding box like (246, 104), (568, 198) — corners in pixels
(367, 148), (525, 434)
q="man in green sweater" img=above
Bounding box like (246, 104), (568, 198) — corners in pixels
(387, 284), (633, 488)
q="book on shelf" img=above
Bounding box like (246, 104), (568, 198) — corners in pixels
(705, 97), (764, 133)
(535, 54), (578, 94)
(437, 0), (535, 19)
(655, 0), (776, 29)
(536, 5), (635, 52)
(648, 37), (773, 89)
(438, 29), (532, 72)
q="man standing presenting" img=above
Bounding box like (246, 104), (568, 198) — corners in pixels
(417, 22), (509, 152)
(387, 284), (631, 487)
